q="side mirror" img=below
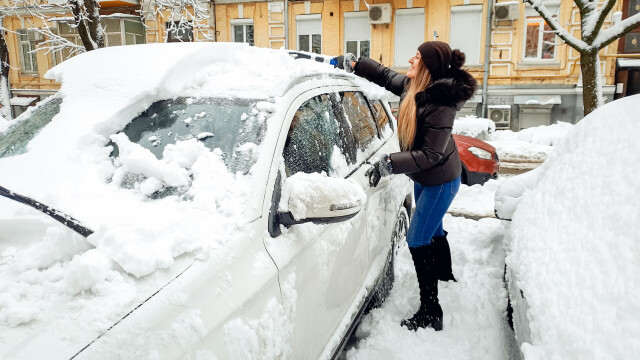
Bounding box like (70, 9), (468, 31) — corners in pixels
(278, 173), (366, 227)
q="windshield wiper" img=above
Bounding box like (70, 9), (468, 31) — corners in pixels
(0, 185), (94, 237)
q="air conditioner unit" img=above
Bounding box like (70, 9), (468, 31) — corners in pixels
(368, 4), (392, 24)
(494, 2), (519, 21)
(488, 107), (511, 129)
(27, 29), (44, 42)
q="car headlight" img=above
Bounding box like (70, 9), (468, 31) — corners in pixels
(468, 146), (492, 160)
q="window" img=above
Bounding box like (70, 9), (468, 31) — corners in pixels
(394, 9), (424, 66)
(369, 100), (393, 135)
(53, 18), (145, 64)
(524, 3), (559, 61)
(338, 92), (378, 151)
(283, 94), (356, 177)
(296, 15), (321, 54)
(344, 12), (370, 58)
(0, 97), (62, 158)
(450, 5), (482, 65)
(231, 20), (254, 45)
(103, 18), (146, 46)
(620, 0), (640, 53)
(17, 29), (38, 74)
(166, 21), (193, 42)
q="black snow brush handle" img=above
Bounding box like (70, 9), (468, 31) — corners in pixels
(0, 185), (94, 237)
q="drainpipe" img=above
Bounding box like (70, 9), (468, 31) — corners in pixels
(481, 0), (493, 118)
(213, 0), (218, 42)
(284, 0), (288, 49)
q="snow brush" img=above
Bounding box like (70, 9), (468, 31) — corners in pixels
(0, 185), (94, 237)
(287, 51), (358, 74)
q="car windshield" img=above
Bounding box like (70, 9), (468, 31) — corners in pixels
(0, 97), (62, 158)
(112, 97), (267, 174)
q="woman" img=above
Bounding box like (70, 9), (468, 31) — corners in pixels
(338, 41), (477, 331)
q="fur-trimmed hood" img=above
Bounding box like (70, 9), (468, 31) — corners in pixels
(415, 68), (477, 110)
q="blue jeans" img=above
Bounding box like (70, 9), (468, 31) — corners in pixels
(407, 176), (461, 248)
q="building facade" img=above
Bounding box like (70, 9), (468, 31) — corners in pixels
(2, 0), (638, 129)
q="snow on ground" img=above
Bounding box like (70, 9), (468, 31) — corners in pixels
(488, 122), (573, 162)
(346, 214), (518, 360)
(448, 177), (505, 218)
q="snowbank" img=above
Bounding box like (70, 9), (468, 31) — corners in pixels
(504, 95), (640, 359)
(488, 122), (573, 162)
(453, 115), (495, 139)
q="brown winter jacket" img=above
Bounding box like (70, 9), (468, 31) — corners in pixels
(354, 57), (477, 186)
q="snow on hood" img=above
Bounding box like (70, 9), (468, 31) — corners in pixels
(504, 95), (640, 358)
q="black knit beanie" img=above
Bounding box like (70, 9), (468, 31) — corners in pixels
(418, 41), (465, 80)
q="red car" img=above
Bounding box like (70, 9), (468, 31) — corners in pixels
(453, 134), (500, 185)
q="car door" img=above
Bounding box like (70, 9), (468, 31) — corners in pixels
(264, 89), (370, 359)
(336, 92), (400, 274)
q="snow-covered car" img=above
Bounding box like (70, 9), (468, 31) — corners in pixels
(0, 43), (412, 359)
(495, 95), (640, 359)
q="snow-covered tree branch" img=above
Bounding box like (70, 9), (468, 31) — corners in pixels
(524, 0), (640, 115)
(143, 0), (212, 42)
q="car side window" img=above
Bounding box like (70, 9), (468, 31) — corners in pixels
(339, 92), (378, 150)
(283, 94), (357, 178)
(369, 99), (394, 137)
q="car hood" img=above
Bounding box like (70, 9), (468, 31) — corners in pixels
(453, 134), (496, 153)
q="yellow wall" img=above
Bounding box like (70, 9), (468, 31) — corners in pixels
(4, 16), (60, 92)
(2, 0), (627, 94)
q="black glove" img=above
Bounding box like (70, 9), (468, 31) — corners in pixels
(333, 53), (357, 73)
(366, 155), (393, 187)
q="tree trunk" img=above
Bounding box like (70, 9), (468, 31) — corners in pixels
(580, 49), (603, 117)
(70, 0), (105, 51)
(0, 27), (11, 120)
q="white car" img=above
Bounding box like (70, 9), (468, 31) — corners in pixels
(494, 95), (640, 359)
(0, 43), (412, 359)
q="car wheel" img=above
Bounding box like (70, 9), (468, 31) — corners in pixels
(460, 165), (469, 185)
(367, 206), (409, 311)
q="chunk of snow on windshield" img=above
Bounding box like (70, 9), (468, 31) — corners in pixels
(196, 132), (214, 140)
(256, 101), (276, 113)
(110, 132), (191, 188)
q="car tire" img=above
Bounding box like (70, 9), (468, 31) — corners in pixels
(460, 165), (469, 185)
(367, 206), (409, 311)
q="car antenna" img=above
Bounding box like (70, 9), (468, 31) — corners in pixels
(0, 185), (94, 237)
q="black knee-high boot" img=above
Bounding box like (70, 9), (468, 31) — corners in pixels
(401, 245), (443, 331)
(431, 231), (456, 282)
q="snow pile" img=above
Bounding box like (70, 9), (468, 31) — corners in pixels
(488, 122), (573, 162)
(504, 95), (640, 358)
(491, 121), (573, 146)
(453, 115), (495, 139)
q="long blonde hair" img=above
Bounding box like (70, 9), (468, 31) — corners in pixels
(397, 61), (432, 150)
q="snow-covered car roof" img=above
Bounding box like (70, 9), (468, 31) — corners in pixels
(0, 42), (395, 352)
(499, 95), (640, 358)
